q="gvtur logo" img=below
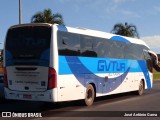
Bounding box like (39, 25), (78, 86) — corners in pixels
(97, 60), (126, 72)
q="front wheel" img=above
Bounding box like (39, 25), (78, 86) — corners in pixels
(137, 80), (144, 96)
(84, 84), (95, 106)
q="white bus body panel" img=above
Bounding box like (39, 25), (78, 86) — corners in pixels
(57, 75), (85, 101)
(6, 66), (48, 92)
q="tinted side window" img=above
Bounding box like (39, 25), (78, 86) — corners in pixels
(133, 45), (145, 59)
(124, 43), (144, 60)
(93, 38), (110, 58)
(58, 31), (149, 60)
(80, 35), (97, 57)
(124, 43), (135, 59)
(143, 50), (153, 72)
(108, 40), (125, 59)
(58, 31), (80, 56)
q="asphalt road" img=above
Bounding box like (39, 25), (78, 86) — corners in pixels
(0, 81), (160, 120)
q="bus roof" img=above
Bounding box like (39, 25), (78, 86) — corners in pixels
(9, 23), (52, 29)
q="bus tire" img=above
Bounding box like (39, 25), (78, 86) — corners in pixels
(137, 80), (144, 96)
(84, 84), (95, 106)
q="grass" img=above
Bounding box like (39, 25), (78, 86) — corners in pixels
(153, 68), (160, 80)
(153, 63), (160, 80)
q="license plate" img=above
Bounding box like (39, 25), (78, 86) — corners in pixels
(23, 94), (32, 99)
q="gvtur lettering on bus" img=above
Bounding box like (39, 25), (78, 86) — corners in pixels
(97, 60), (126, 72)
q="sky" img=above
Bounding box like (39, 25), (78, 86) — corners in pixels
(1, 0), (160, 53)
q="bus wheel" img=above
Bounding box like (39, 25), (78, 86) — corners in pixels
(137, 80), (144, 96)
(84, 84), (95, 106)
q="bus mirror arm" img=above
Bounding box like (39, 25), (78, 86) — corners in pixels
(148, 50), (160, 72)
(153, 60), (160, 72)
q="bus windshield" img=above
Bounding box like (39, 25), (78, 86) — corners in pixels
(5, 26), (51, 66)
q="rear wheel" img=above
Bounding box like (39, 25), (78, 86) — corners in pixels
(84, 84), (95, 106)
(137, 80), (144, 96)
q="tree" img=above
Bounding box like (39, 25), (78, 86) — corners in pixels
(31, 9), (64, 25)
(111, 22), (139, 38)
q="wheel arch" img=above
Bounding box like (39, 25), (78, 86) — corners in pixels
(141, 78), (145, 89)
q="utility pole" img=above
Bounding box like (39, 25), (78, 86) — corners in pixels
(19, 0), (22, 24)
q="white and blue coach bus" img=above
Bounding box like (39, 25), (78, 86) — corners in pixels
(3, 23), (154, 106)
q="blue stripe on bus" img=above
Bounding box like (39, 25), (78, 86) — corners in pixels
(5, 50), (14, 66)
(137, 61), (151, 89)
(5, 49), (50, 67)
(59, 56), (144, 74)
(59, 56), (152, 89)
(40, 48), (50, 60)
(57, 25), (68, 32)
(65, 56), (130, 93)
(110, 36), (130, 43)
